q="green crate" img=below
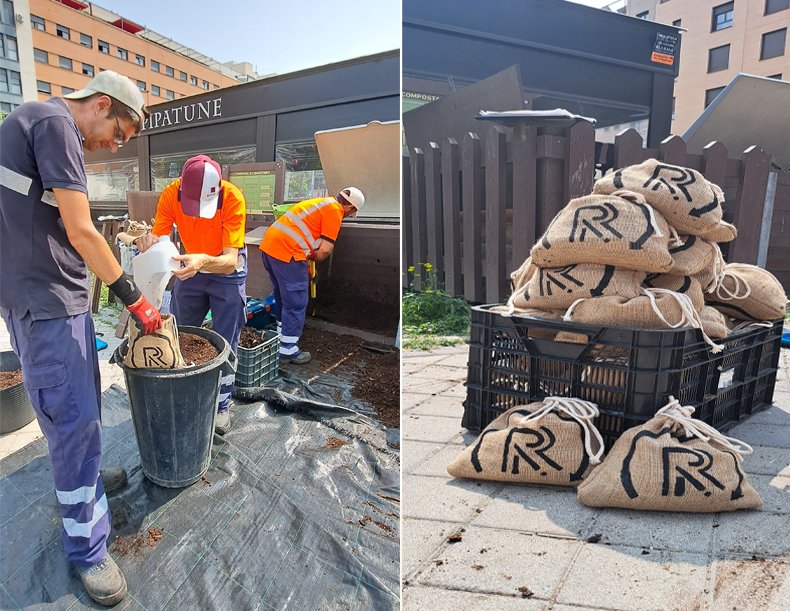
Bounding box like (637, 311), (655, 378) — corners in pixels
(271, 203), (295, 220)
(234, 330), (280, 388)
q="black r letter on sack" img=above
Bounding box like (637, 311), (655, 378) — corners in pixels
(569, 204), (623, 243)
(689, 186), (720, 218)
(589, 265), (615, 296)
(501, 426), (563, 476)
(642, 164), (695, 202)
(661, 447), (725, 497)
(539, 265), (584, 296)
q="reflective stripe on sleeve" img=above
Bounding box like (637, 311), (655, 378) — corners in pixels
(0, 165), (33, 196)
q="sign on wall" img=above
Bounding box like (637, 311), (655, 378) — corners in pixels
(225, 162), (285, 214)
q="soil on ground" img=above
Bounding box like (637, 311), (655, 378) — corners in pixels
(238, 327), (265, 349)
(0, 370), (23, 390)
(298, 329), (400, 429)
(179, 332), (219, 365)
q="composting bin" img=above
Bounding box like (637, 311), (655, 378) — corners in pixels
(113, 326), (234, 488)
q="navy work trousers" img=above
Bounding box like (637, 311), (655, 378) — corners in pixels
(261, 252), (309, 356)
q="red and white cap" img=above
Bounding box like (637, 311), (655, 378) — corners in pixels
(180, 155), (222, 218)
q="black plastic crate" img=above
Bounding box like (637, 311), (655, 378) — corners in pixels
(463, 305), (782, 447)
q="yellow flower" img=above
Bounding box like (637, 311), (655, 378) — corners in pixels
(407, 265), (415, 272)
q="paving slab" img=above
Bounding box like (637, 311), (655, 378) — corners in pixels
(726, 422), (790, 448)
(401, 415), (465, 444)
(401, 440), (447, 474)
(402, 585), (546, 611)
(556, 545), (709, 610)
(709, 556), (790, 610)
(401, 518), (457, 579)
(402, 475), (502, 522)
(741, 445), (790, 477)
(416, 526), (580, 601)
(714, 511), (790, 556)
(407, 394), (465, 418)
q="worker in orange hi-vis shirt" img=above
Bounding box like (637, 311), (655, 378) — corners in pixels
(259, 187), (365, 364)
(136, 155), (247, 435)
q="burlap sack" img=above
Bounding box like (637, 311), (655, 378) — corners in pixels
(492, 305), (564, 340)
(510, 257), (537, 293)
(667, 234), (718, 276)
(698, 220), (737, 243)
(705, 264), (787, 321)
(644, 273), (705, 312)
(124, 314), (185, 369)
(530, 190), (673, 273)
(577, 398), (762, 512)
(563, 288), (723, 352)
(700, 306), (728, 339)
(593, 160), (724, 235)
(447, 397), (604, 486)
(509, 263), (645, 311)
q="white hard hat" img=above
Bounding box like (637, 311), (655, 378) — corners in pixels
(338, 187), (365, 210)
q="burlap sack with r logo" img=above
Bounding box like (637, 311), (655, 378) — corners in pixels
(593, 159), (724, 236)
(700, 306), (728, 339)
(666, 234), (725, 287)
(705, 263), (787, 321)
(643, 273), (705, 312)
(530, 190), (673, 273)
(124, 314), (186, 369)
(508, 263), (645, 311)
(447, 397), (604, 486)
(577, 398), (762, 512)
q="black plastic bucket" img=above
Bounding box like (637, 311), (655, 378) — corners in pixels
(0, 351), (36, 434)
(113, 326), (235, 488)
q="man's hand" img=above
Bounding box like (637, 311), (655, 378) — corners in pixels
(135, 233), (159, 253)
(127, 296), (162, 334)
(172, 253), (209, 280)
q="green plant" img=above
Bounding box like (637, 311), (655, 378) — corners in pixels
(403, 263), (470, 350)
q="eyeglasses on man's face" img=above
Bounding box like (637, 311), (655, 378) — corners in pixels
(111, 104), (125, 148)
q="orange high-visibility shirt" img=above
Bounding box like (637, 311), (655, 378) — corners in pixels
(152, 178), (246, 255)
(260, 196), (343, 263)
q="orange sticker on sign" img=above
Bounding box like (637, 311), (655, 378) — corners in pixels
(651, 52), (675, 65)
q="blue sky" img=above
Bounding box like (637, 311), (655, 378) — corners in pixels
(93, 0), (401, 76)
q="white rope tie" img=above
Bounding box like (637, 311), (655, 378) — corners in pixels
(730, 320), (774, 332)
(657, 397), (754, 459)
(562, 297), (588, 321)
(519, 396), (605, 464)
(641, 288), (724, 353)
(668, 226), (682, 246)
(703, 243), (728, 293)
(713, 268), (752, 301)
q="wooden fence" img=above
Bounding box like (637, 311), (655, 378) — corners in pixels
(403, 124), (789, 303)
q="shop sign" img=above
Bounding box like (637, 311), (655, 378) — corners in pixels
(651, 32), (679, 66)
(143, 97), (222, 131)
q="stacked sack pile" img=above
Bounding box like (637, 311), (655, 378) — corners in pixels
(498, 159), (787, 349)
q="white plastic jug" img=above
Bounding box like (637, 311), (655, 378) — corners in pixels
(132, 235), (180, 309)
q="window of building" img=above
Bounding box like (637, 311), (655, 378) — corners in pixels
(276, 143), (328, 202)
(190, 75), (197, 85)
(117, 47), (128, 61)
(80, 33), (92, 48)
(151, 84), (160, 96)
(150, 148), (255, 192)
(37, 80), (51, 94)
(0, 68), (7, 93)
(708, 44), (730, 72)
(673, 19), (682, 27)
(761, 28), (787, 59)
(637, 10), (649, 19)
(705, 86), (725, 107)
(179, 70), (187, 81)
(3, 36), (17, 61)
(0, 37), (4, 59)
(671, 97), (676, 120)
(766, 0), (789, 15)
(62, 86), (74, 95)
(136, 80), (146, 91)
(166, 89), (174, 100)
(165, 65), (174, 77)
(55, 24), (70, 40)
(1, 0), (13, 24)
(82, 63), (94, 77)
(8, 69), (20, 94)
(712, 2), (734, 31)
(768, 73), (783, 79)
(98, 40), (109, 54)
(31, 14), (45, 31)
(0, 102), (14, 113)
(33, 48), (48, 63)
(136, 54), (145, 67)
(151, 60), (160, 72)
(202, 80), (209, 90)
(59, 56), (72, 70)
(85, 159), (140, 203)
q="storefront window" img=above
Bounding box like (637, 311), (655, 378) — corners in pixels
(275, 142), (327, 202)
(149, 147), (256, 192)
(85, 159), (140, 201)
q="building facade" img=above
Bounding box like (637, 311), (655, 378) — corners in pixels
(25, 0), (255, 106)
(1, 0), (37, 114)
(613, 0), (790, 134)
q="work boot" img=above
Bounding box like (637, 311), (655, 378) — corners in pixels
(78, 555), (127, 607)
(281, 350), (311, 365)
(215, 410), (231, 436)
(100, 467), (128, 494)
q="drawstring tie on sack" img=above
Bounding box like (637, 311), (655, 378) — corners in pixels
(657, 397), (754, 459)
(519, 397), (605, 464)
(641, 287), (724, 353)
(713, 262), (755, 301)
(611, 189), (665, 239)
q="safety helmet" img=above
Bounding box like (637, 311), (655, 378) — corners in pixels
(338, 187), (365, 210)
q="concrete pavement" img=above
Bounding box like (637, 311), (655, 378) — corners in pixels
(401, 344), (790, 610)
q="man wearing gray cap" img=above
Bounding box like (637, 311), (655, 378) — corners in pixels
(0, 70), (160, 606)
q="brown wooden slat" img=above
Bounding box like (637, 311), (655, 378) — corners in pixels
(537, 126), (567, 237)
(511, 124), (537, 272)
(462, 132), (483, 302)
(485, 126), (508, 303)
(659, 135), (687, 166)
(730, 146), (770, 264)
(410, 147), (427, 291)
(612, 129), (644, 169)
(402, 155), (413, 289)
(425, 142), (444, 286)
(565, 121), (595, 202)
(442, 138), (462, 296)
